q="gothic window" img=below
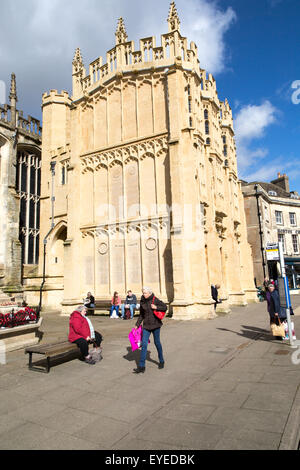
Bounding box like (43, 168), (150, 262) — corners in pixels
(204, 109), (209, 120)
(16, 151), (41, 265)
(62, 165), (66, 185)
(205, 120), (210, 135)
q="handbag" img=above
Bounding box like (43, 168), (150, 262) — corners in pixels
(128, 326), (143, 352)
(152, 296), (167, 321)
(270, 318), (285, 337)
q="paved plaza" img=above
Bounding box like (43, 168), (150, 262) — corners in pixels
(0, 296), (300, 450)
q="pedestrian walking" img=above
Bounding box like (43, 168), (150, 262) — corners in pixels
(211, 284), (221, 310)
(133, 287), (167, 374)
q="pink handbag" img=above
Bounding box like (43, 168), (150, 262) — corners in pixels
(128, 326), (150, 352)
(128, 326), (143, 352)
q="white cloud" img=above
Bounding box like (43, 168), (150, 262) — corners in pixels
(0, 0), (237, 120)
(234, 101), (278, 178)
(179, 0), (237, 74)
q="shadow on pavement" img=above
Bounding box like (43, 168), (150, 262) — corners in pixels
(123, 347), (159, 367)
(216, 325), (283, 342)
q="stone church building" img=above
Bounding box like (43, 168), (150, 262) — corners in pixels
(0, 74), (42, 300)
(30, 3), (257, 318)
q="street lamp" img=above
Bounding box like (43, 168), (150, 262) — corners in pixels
(38, 161), (56, 317)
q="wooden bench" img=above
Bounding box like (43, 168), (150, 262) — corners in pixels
(86, 300), (140, 317)
(25, 341), (80, 373)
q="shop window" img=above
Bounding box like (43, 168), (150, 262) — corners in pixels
(292, 234), (299, 253)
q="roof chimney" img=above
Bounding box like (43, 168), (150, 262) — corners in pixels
(271, 173), (290, 193)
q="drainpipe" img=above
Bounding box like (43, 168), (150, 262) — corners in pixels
(38, 161), (56, 317)
(254, 184), (266, 280)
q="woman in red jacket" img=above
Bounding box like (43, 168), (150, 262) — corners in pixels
(69, 305), (103, 365)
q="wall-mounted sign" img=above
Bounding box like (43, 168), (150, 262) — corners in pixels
(266, 243), (279, 261)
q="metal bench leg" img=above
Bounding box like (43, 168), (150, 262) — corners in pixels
(28, 352), (33, 370)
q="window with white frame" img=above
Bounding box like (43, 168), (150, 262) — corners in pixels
(292, 234), (299, 253)
(275, 210), (283, 225)
(278, 233), (285, 252)
(289, 212), (296, 226)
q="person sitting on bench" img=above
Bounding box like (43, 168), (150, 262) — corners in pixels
(68, 305), (103, 365)
(84, 292), (95, 310)
(121, 290), (137, 319)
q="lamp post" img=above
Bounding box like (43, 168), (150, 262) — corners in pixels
(254, 184), (266, 280)
(38, 161), (56, 317)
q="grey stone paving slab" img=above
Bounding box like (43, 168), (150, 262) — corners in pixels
(180, 389), (249, 408)
(111, 436), (189, 451)
(0, 413), (27, 437)
(0, 422), (60, 450)
(234, 381), (298, 396)
(131, 417), (226, 449)
(214, 436), (280, 450)
(73, 415), (130, 448)
(42, 386), (86, 405)
(5, 399), (67, 424)
(207, 406), (287, 434)
(190, 378), (238, 393)
(206, 369), (266, 383)
(37, 407), (101, 435)
(242, 393), (294, 413)
(70, 391), (146, 424)
(152, 402), (216, 424)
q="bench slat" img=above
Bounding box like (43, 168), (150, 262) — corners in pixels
(26, 342), (78, 357)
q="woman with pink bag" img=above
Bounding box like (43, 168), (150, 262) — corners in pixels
(133, 287), (167, 374)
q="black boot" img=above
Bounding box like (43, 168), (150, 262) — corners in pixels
(133, 366), (145, 374)
(158, 362), (165, 369)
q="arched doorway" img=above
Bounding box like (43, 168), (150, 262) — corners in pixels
(49, 224), (67, 278)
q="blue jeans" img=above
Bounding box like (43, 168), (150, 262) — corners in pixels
(110, 305), (120, 317)
(121, 304), (136, 319)
(139, 328), (164, 368)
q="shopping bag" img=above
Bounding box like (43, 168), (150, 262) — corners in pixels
(270, 319), (285, 337)
(283, 320), (297, 340)
(128, 326), (143, 352)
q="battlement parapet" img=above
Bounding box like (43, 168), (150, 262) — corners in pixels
(0, 103), (42, 138)
(42, 90), (72, 106)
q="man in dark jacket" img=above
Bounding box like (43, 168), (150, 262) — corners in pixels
(211, 284), (221, 310)
(121, 290), (137, 319)
(133, 287), (167, 374)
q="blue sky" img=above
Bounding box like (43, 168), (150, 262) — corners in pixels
(0, 0), (299, 192)
(216, 0), (300, 192)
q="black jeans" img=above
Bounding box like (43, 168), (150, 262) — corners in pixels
(73, 331), (102, 358)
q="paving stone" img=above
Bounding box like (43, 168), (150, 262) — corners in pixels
(181, 389), (249, 408)
(152, 402), (216, 424)
(73, 415), (130, 448)
(131, 417), (226, 449)
(207, 406), (287, 434)
(37, 407), (100, 435)
(6, 399), (67, 424)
